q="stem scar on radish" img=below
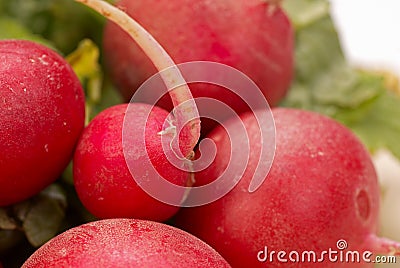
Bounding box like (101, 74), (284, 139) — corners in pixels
(73, 0), (201, 220)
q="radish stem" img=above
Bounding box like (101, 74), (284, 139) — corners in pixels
(75, 0), (200, 155)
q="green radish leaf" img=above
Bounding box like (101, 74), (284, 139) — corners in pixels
(341, 90), (400, 159)
(66, 39), (103, 105)
(0, 16), (55, 49)
(65, 39), (123, 124)
(0, 230), (25, 253)
(0, 208), (17, 230)
(0, 0), (105, 54)
(0, 184), (68, 250)
(22, 184), (67, 247)
(281, 0), (330, 31)
(281, 0), (400, 160)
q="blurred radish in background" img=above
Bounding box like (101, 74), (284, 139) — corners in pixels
(103, 0), (294, 134)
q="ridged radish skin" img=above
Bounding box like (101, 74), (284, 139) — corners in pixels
(103, 0), (294, 133)
(0, 40), (85, 206)
(73, 104), (188, 220)
(22, 218), (231, 268)
(175, 108), (400, 267)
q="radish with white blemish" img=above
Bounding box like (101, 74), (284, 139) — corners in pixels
(0, 40), (85, 206)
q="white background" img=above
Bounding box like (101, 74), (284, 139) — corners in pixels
(329, 0), (400, 76)
(328, 1), (400, 266)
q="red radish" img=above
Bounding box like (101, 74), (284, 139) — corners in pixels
(103, 0), (294, 133)
(73, 103), (189, 220)
(0, 40), (85, 206)
(73, 0), (200, 220)
(22, 218), (231, 267)
(174, 108), (400, 267)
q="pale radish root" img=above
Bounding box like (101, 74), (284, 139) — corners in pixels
(75, 0), (200, 156)
(365, 234), (400, 256)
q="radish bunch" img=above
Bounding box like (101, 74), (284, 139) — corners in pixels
(70, 0), (400, 266)
(7, 0), (400, 267)
(70, 1), (400, 267)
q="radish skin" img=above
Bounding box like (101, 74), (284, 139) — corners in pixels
(0, 40), (85, 206)
(102, 0), (294, 134)
(73, 104), (189, 220)
(22, 219), (231, 268)
(175, 108), (400, 267)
